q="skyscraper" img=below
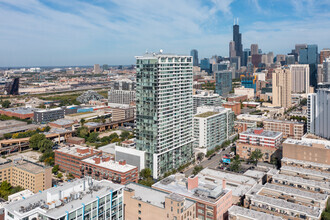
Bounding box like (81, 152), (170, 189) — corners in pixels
(135, 53), (194, 178)
(290, 64), (310, 93)
(324, 58), (330, 83)
(299, 45), (318, 88)
(295, 44), (307, 56)
(308, 86), (330, 139)
(200, 58), (211, 74)
(250, 44), (258, 55)
(93, 64), (101, 74)
(229, 41), (236, 58)
(215, 70), (232, 96)
(272, 67), (292, 108)
(190, 49), (199, 66)
(242, 49), (250, 67)
(4, 78), (19, 95)
(233, 19), (243, 62)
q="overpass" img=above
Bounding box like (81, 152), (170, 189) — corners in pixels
(0, 117), (135, 152)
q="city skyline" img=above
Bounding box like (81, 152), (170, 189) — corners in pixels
(1, 0), (330, 67)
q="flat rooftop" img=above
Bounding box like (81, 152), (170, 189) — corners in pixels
(50, 119), (75, 126)
(241, 128), (282, 138)
(125, 183), (194, 209)
(284, 138), (330, 149)
(1, 107), (38, 114)
(281, 157), (330, 169)
(228, 205), (283, 220)
(248, 183), (327, 202)
(243, 170), (266, 179)
(0, 120), (27, 129)
(194, 111), (219, 118)
(281, 165), (330, 180)
(0, 159), (48, 174)
(198, 168), (257, 197)
(82, 156), (136, 173)
(0, 124), (39, 135)
(153, 172), (231, 204)
(272, 174), (330, 190)
(56, 145), (99, 158)
(251, 194), (321, 218)
(4, 179), (123, 219)
(264, 119), (305, 125)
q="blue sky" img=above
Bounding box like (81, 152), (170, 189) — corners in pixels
(0, 0), (329, 67)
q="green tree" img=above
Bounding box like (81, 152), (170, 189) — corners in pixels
(80, 118), (86, 126)
(57, 173), (63, 179)
(109, 133), (119, 140)
(38, 139), (54, 153)
(192, 165), (203, 175)
(120, 131), (130, 140)
(249, 149), (263, 165)
(101, 117), (106, 124)
(140, 168), (152, 179)
(230, 155), (241, 172)
(52, 165), (59, 174)
(87, 132), (99, 143)
(197, 153), (204, 161)
(29, 133), (46, 150)
(76, 127), (89, 139)
(300, 98), (307, 106)
(138, 178), (155, 187)
(1, 100), (11, 108)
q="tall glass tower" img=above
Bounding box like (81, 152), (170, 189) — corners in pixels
(135, 53), (194, 178)
(233, 22), (243, 62)
(190, 49), (199, 66)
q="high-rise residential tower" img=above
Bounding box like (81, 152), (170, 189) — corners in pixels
(272, 67), (292, 108)
(290, 64), (310, 93)
(190, 49), (199, 66)
(233, 19), (243, 62)
(308, 86), (330, 139)
(135, 53), (194, 178)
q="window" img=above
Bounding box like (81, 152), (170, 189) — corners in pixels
(138, 210), (141, 214)
(138, 203), (141, 207)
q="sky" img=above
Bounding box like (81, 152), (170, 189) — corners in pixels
(0, 0), (330, 67)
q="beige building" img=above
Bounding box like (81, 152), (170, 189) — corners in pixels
(0, 159), (52, 193)
(272, 68), (292, 108)
(111, 106), (135, 121)
(124, 183), (196, 220)
(289, 64), (310, 93)
(263, 119), (305, 139)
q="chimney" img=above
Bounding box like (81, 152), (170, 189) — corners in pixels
(187, 175), (198, 190)
(90, 148), (94, 154)
(119, 160), (126, 165)
(222, 179), (226, 190)
(93, 157), (100, 164)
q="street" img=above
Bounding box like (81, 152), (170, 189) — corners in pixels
(184, 146), (232, 176)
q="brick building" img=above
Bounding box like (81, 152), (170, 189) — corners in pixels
(0, 107), (36, 119)
(263, 119), (305, 139)
(222, 102), (241, 115)
(55, 145), (138, 185)
(227, 95), (248, 102)
(236, 128), (283, 162)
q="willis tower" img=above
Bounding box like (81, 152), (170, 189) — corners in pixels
(233, 18), (243, 63)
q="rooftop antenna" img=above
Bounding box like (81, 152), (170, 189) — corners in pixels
(233, 18), (235, 25)
(237, 17), (239, 25)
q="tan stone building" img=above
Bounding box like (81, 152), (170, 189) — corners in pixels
(272, 68), (292, 108)
(124, 183), (196, 220)
(111, 106), (135, 121)
(263, 119), (305, 139)
(0, 159), (52, 193)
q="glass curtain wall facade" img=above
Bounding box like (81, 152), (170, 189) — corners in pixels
(135, 54), (194, 178)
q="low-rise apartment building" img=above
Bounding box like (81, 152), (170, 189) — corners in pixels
(222, 102), (241, 115)
(193, 90), (222, 114)
(244, 183), (326, 220)
(236, 128), (283, 162)
(0, 159), (52, 193)
(55, 145), (138, 185)
(228, 206), (283, 220)
(4, 179), (124, 220)
(263, 119), (305, 139)
(124, 183), (196, 220)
